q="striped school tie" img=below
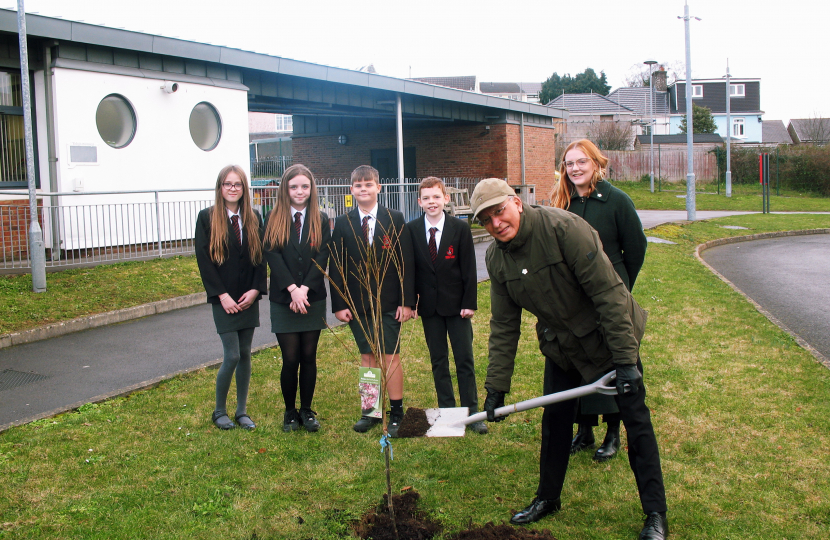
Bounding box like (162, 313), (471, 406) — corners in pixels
(294, 212), (302, 240)
(231, 215), (242, 245)
(429, 227), (438, 264)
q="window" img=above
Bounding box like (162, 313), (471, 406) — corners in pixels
(0, 71), (28, 186)
(96, 94), (137, 148)
(274, 114), (293, 132)
(730, 84), (745, 97)
(189, 102), (222, 151)
(732, 118), (745, 137)
(692, 85), (703, 98)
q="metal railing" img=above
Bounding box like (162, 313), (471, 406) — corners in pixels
(250, 156), (292, 179)
(1, 178), (487, 271)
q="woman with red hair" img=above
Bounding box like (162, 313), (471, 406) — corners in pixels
(551, 139), (647, 462)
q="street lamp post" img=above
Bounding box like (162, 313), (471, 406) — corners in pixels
(679, 1), (701, 221)
(725, 59), (732, 197)
(644, 60), (657, 193)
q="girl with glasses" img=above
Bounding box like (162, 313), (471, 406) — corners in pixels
(551, 139), (648, 462)
(263, 164), (330, 433)
(195, 165), (267, 431)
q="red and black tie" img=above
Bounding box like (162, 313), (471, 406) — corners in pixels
(429, 227), (438, 264)
(362, 215), (371, 244)
(294, 212), (302, 240)
(231, 215), (242, 245)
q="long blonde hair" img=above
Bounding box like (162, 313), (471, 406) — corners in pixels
(551, 139), (609, 209)
(264, 164), (323, 251)
(209, 165), (263, 265)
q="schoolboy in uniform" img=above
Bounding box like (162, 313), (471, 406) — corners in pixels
(409, 177), (487, 434)
(329, 165), (415, 437)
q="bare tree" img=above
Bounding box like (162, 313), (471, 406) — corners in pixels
(588, 120), (633, 151)
(801, 113), (830, 145)
(624, 61), (685, 88)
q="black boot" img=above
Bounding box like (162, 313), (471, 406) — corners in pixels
(593, 420), (620, 462)
(570, 423), (595, 455)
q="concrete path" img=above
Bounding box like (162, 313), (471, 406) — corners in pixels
(1, 209), (820, 430)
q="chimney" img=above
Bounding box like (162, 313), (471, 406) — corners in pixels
(652, 68), (668, 91)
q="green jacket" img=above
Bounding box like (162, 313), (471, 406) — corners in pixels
(567, 180), (647, 291)
(485, 205), (647, 393)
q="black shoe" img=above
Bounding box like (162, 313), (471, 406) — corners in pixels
(353, 415), (381, 433)
(639, 512), (669, 540)
(387, 410), (404, 438)
(283, 409), (300, 432)
(299, 408), (320, 432)
(235, 413), (256, 431)
(593, 424), (620, 462)
(212, 410), (235, 430)
(570, 423), (595, 455)
(510, 497), (562, 525)
(467, 420), (489, 434)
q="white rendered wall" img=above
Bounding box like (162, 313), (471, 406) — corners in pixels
(37, 68), (249, 250)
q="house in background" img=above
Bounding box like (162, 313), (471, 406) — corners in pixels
(787, 118), (830, 145)
(546, 92), (637, 148)
(668, 78), (763, 143)
(479, 82), (542, 103)
(607, 79), (671, 136)
(762, 120), (793, 146)
(409, 76), (477, 92)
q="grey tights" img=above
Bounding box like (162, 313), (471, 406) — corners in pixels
(215, 327), (255, 417)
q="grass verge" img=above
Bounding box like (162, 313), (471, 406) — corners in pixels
(1, 214), (830, 539)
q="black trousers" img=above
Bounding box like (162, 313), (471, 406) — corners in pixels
(421, 314), (479, 410)
(537, 357), (667, 514)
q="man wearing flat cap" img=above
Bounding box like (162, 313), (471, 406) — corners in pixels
(472, 178), (668, 540)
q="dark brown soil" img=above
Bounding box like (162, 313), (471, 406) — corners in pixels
(395, 407), (431, 438)
(444, 522), (559, 539)
(354, 490), (559, 540)
(354, 490), (442, 540)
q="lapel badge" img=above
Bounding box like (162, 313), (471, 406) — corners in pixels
(445, 245), (455, 259)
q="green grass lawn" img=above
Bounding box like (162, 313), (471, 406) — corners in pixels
(2, 214), (830, 539)
(613, 179), (830, 212)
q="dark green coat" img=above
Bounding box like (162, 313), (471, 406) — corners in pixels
(484, 205), (647, 392)
(567, 180), (647, 291)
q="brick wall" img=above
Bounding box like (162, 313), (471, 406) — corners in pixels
(0, 200), (43, 260)
(292, 122), (561, 197)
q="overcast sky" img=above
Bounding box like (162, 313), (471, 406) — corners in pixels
(7, 0), (826, 123)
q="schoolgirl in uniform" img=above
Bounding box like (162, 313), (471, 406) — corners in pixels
(195, 164), (267, 430)
(263, 164), (330, 432)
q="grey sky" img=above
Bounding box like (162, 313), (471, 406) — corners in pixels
(7, 0), (825, 123)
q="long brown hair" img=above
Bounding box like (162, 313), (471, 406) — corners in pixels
(264, 164), (323, 251)
(208, 165), (263, 265)
(551, 139), (609, 210)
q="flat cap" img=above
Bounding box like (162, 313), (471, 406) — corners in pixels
(470, 178), (516, 220)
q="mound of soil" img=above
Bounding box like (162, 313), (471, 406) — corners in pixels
(355, 490), (442, 540)
(395, 407), (431, 438)
(444, 522), (559, 539)
(354, 490), (559, 540)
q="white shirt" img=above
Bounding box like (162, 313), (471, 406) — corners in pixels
(424, 212), (446, 248)
(358, 204), (379, 245)
(290, 206), (307, 235)
(226, 207), (243, 241)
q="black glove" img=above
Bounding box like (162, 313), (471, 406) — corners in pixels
(613, 363), (643, 396)
(484, 387), (506, 422)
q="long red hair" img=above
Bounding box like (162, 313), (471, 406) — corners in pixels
(551, 139), (609, 210)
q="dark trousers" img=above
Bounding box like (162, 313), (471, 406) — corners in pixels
(537, 357), (667, 514)
(421, 314), (478, 410)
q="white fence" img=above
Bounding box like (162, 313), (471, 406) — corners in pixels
(1, 178), (485, 271)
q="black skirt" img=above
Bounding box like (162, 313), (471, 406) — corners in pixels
(270, 300), (328, 333)
(212, 301), (261, 334)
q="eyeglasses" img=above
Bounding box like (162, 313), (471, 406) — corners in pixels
(564, 158), (592, 169)
(222, 182), (244, 191)
(478, 199), (511, 227)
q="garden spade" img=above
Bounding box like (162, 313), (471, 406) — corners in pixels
(419, 370), (619, 438)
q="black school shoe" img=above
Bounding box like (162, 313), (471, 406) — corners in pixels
(283, 409), (300, 432)
(235, 413), (256, 431)
(509, 497), (562, 525)
(353, 415), (381, 433)
(387, 410), (404, 438)
(639, 512), (669, 540)
(212, 410), (235, 430)
(299, 408), (320, 432)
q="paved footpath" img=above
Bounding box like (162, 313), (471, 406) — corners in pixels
(1, 209), (825, 430)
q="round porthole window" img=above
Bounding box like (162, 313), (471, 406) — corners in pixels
(189, 102), (222, 151)
(96, 94), (137, 148)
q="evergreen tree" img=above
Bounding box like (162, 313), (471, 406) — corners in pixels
(539, 68), (611, 104)
(679, 103), (718, 134)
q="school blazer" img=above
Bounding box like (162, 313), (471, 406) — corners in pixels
(329, 205), (415, 315)
(194, 206), (268, 305)
(409, 213), (478, 317)
(264, 210), (331, 304)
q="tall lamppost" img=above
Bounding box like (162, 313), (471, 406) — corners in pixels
(725, 59), (732, 197)
(679, 1), (701, 221)
(644, 59), (657, 193)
